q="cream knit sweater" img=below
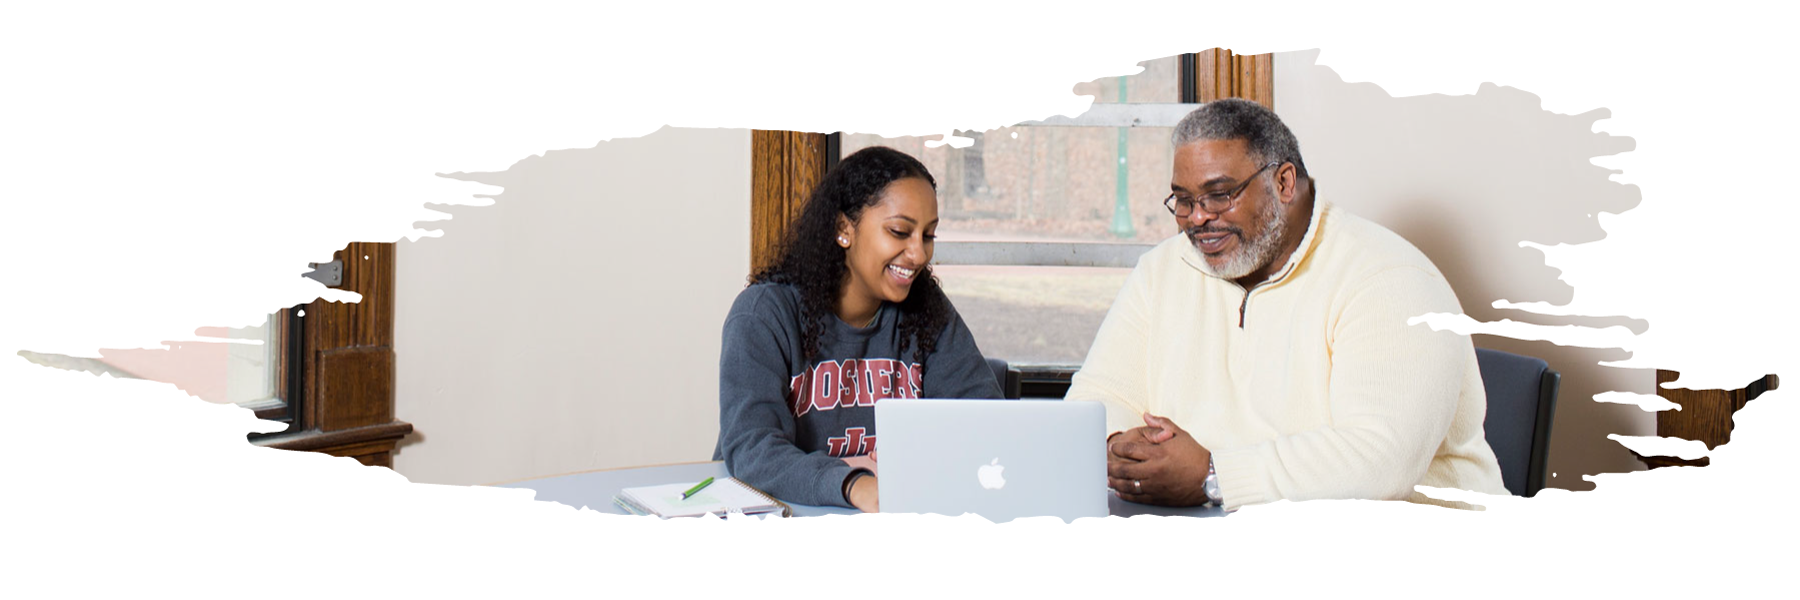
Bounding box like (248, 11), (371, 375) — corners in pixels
(1067, 200), (1507, 510)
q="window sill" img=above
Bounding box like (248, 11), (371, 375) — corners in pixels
(1013, 363), (1079, 399)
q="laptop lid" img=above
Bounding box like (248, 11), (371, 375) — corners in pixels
(875, 399), (1107, 523)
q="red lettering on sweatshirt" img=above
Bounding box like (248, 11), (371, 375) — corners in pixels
(788, 359), (925, 418)
(827, 427), (876, 458)
(790, 372), (811, 417)
(810, 360), (842, 412)
(841, 358), (863, 407)
(874, 361), (894, 398)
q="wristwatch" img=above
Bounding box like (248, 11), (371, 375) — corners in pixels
(1203, 457), (1222, 506)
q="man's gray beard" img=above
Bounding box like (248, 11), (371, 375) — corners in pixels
(1194, 183), (1288, 280)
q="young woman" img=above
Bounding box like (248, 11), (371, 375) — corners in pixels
(713, 146), (1003, 512)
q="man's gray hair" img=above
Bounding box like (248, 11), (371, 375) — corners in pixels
(1171, 98), (1309, 179)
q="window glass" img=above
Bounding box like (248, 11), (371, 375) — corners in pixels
(932, 265), (1129, 366)
(840, 55), (1186, 364)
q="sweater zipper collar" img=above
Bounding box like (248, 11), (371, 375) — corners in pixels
(1187, 200), (1330, 330)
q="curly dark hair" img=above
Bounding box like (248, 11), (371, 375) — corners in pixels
(751, 145), (952, 367)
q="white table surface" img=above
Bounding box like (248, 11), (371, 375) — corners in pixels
(497, 460), (1225, 519)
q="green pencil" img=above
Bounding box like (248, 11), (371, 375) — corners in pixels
(681, 477), (716, 500)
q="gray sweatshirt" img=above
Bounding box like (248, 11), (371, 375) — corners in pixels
(712, 282), (1003, 508)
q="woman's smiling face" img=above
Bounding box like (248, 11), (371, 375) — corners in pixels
(838, 176), (938, 311)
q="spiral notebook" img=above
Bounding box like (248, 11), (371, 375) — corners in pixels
(613, 477), (791, 518)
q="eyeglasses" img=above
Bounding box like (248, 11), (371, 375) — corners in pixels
(1163, 162), (1281, 218)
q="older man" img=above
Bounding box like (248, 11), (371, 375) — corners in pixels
(1067, 98), (1506, 511)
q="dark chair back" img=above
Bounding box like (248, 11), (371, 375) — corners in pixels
(986, 357), (1022, 400)
(1475, 348), (1561, 497)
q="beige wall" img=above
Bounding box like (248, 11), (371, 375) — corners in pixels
(1274, 50), (1654, 489)
(393, 126), (751, 486)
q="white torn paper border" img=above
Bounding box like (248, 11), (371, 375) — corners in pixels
(1408, 312), (1640, 351)
(1608, 434), (1711, 461)
(3, 1), (1796, 596)
(1594, 391), (1683, 412)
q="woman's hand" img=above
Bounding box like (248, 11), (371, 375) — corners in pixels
(841, 450), (879, 477)
(843, 451), (880, 512)
(847, 474), (880, 512)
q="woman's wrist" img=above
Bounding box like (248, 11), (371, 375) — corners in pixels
(842, 468), (872, 505)
(845, 471), (878, 512)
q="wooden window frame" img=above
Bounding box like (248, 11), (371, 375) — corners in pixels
(245, 306), (305, 427)
(1190, 48), (1274, 109)
(249, 242), (412, 468)
(751, 131), (833, 274)
(1636, 371), (1779, 469)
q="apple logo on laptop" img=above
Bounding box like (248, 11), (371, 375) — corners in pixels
(978, 458), (1006, 490)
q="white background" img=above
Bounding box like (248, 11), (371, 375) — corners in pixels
(3, 1), (1794, 596)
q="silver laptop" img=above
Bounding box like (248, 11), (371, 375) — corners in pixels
(876, 399), (1108, 523)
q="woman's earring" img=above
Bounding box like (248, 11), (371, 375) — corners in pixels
(838, 236), (849, 247)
